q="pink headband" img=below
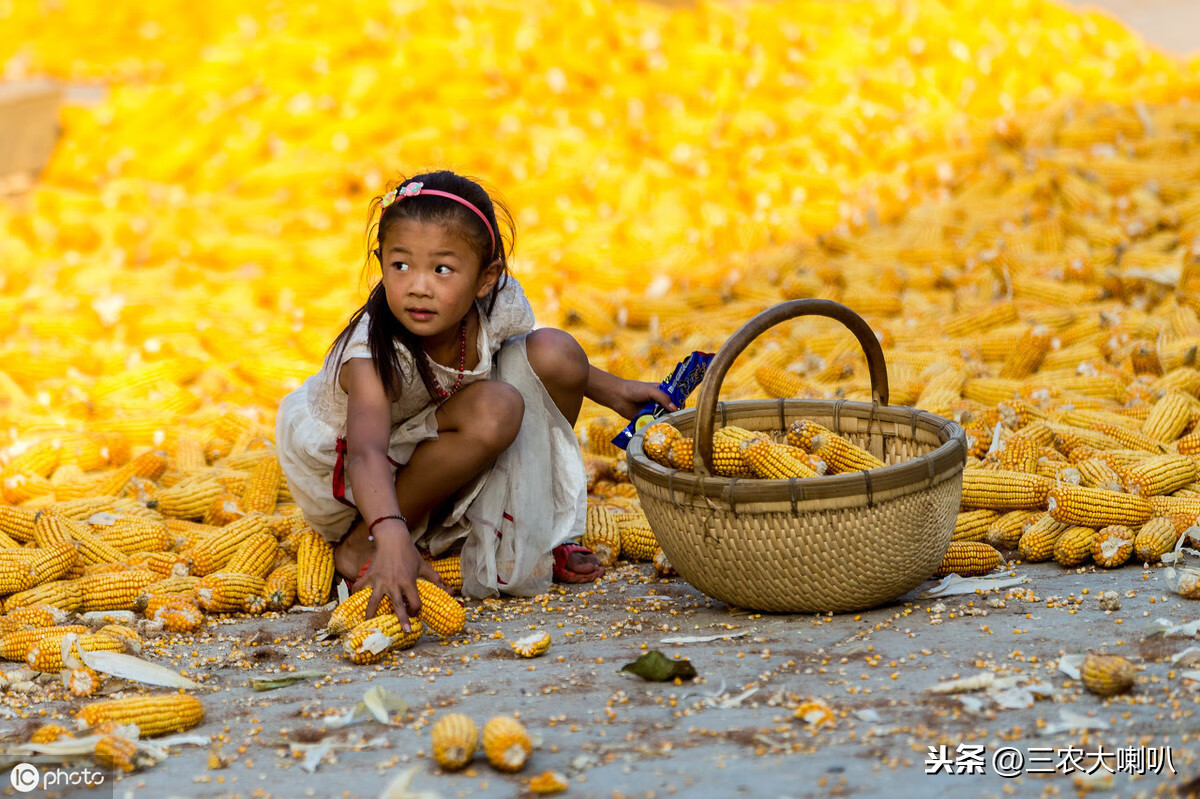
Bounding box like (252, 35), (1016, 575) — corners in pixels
(379, 182), (496, 257)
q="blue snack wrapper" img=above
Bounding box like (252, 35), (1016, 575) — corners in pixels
(612, 351), (715, 451)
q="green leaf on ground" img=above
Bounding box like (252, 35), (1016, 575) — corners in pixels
(250, 670), (329, 691)
(620, 650), (697, 682)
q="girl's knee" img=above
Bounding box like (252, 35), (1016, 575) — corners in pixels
(526, 328), (589, 390)
(458, 381), (523, 452)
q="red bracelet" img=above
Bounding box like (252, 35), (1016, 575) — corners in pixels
(367, 513), (407, 541)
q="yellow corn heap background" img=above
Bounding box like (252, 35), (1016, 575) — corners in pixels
(0, 0), (1198, 635)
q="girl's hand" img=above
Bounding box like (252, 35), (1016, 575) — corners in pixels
(354, 528), (451, 631)
(593, 373), (677, 421)
(355, 531), (426, 631)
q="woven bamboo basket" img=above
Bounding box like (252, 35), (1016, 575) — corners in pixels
(627, 299), (967, 613)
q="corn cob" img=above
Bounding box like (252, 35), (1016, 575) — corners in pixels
(1050, 425), (1122, 457)
(583, 419), (623, 459)
(93, 735), (139, 772)
(511, 631), (551, 658)
(1142, 391), (1195, 442)
(73, 569), (155, 613)
(665, 436), (695, 471)
(961, 469), (1051, 511)
(1036, 460), (1079, 483)
(1047, 484), (1152, 528)
(33, 513), (82, 549)
(152, 477), (227, 520)
(786, 420), (832, 451)
(296, 530), (335, 606)
(265, 563), (298, 611)
(1146, 494), (1200, 519)
(428, 554), (463, 594)
(984, 511), (1041, 554)
(142, 551), (191, 578)
(95, 518), (170, 554)
(0, 604), (68, 631)
(189, 514), (270, 576)
(94, 623), (139, 644)
(0, 625), (89, 660)
(416, 579), (465, 636)
(482, 716), (531, 772)
(135, 576), (201, 611)
(953, 510), (1000, 543)
(1, 441), (61, 480)
(990, 437), (1039, 473)
(28, 543), (79, 587)
(160, 518), (211, 551)
(619, 522), (659, 562)
(998, 325), (1052, 379)
(431, 713), (478, 771)
(28, 634), (124, 672)
(1007, 421), (1056, 448)
(240, 457), (283, 516)
(203, 492), (247, 527)
(196, 572), (268, 613)
(243, 593), (268, 615)
(743, 438), (818, 479)
(1075, 458), (1125, 491)
(1175, 429), (1200, 455)
(582, 506), (621, 567)
(1080, 653), (1136, 696)
(5, 580), (83, 613)
(76, 694), (204, 737)
(1134, 516), (1182, 563)
(72, 527), (130, 567)
(144, 592), (195, 618)
(641, 423), (680, 467)
(933, 541), (1003, 577)
(30, 723), (74, 744)
(755, 366), (817, 398)
(711, 437), (755, 478)
(1120, 455), (1198, 496)
(0, 506), (39, 543)
(92, 450), (169, 497)
(45, 497), (116, 521)
(224, 532), (278, 579)
(171, 436), (207, 472)
(153, 598), (205, 633)
(1092, 525), (1135, 568)
(1052, 525), (1099, 567)
(1016, 514), (1073, 562)
(342, 615), (424, 664)
(0, 560), (35, 596)
(1091, 422), (1165, 453)
(328, 587), (394, 636)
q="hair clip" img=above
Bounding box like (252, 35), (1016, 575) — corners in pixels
(379, 182), (424, 212)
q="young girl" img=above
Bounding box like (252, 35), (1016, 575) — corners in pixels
(275, 170), (675, 628)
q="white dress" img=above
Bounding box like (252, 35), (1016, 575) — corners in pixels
(274, 277), (587, 598)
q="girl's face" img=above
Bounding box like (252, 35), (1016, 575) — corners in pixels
(379, 218), (500, 348)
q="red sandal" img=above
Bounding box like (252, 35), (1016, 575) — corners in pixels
(552, 541), (601, 583)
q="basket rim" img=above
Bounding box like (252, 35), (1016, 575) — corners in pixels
(627, 397), (966, 505)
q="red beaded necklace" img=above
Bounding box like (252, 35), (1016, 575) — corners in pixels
(428, 318), (468, 401)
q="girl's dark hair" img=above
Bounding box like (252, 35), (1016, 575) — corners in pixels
(326, 170), (515, 402)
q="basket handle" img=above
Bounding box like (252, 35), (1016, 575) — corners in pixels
(693, 299), (890, 476)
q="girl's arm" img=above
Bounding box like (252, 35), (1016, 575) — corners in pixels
(340, 358), (427, 628)
(585, 365), (677, 420)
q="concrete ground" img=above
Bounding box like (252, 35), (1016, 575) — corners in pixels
(10, 558), (1191, 799)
